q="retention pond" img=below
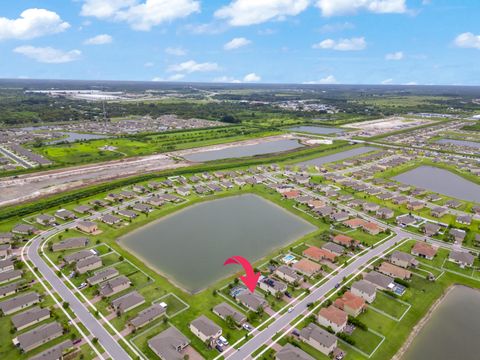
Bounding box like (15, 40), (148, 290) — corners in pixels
(118, 194), (316, 293)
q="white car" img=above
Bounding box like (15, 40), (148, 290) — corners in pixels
(243, 323), (253, 331)
(219, 336), (229, 346)
(288, 307), (294, 313)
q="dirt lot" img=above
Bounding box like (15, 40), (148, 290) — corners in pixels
(0, 154), (188, 207)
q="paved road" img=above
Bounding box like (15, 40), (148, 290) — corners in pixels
(27, 225), (132, 360)
(227, 233), (406, 360)
(0, 146), (32, 168)
(227, 171), (468, 359)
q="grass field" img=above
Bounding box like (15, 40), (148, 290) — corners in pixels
(34, 126), (280, 166)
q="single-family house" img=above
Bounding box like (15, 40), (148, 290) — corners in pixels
(74, 205), (92, 214)
(363, 271), (394, 291)
(322, 242), (344, 256)
(318, 305), (348, 333)
(351, 280), (376, 303)
(130, 303), (166, 329)
(376, 208), (394, 219)
(431, 207), (448, 218)
(12, 307), (50, 331)
(111, 291), (145, 314)
(189, 315), (222, 343)
(75, 256), (102, 274)
(449, 250), (475, 268)
(87, 268), (119, 286)
(333, 234), (359, 248)
(274, 265), (303, 284)
(0, 258), (14, 273)
(213, 302), (246, 326)
(55, 209), (76, 221)
(411, 242), (437, 260)
(299, 323), (337, 356)
(259, 277), (287, 296)
(303, 246), (337, 263)
(52, 237), (89, 252)
(378, 262), (411, 280)
(0, 292), (40, 315)
(12, 224), (37, 235)
(148, 326), (190, 360)
(276, 344), (315, 360)
(0, 232), (13, 244)
(236, 291), (267, 312)
(14, 322), (63, 352)
(76, 220), (98, 234)
(292, 259), (322, 277)
(99, 276), (131, 297)
(390, 251), (418, 269)
(36, 215), (56, 226)
(333, 291), (366, 317)
(100, 214), (122, 225)
(0, 270), (22, 285)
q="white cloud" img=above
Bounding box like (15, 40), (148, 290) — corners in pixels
(81, 0), (200, 31)
(0, 8), (70, 41)
(224, 37), (251, 50)
(215, 0), (309, 26)
(243, 73), (261, 82)
(404, 81), (418, 85)
(14, 46), (81, 63)
(165, 47), (187, 56)
(144, 61), (154, 67)
(381, 78), (393, 84)
(316, 0), (407, 16)
(213, 76), (242, 83)
(385, 51), (404, 60)
(454, 32), (480, 49)
(84, 34), (112, 45)
(168, 60), (220, 73)
(313, 37), (366, 51)
(304, 75), (338, 84)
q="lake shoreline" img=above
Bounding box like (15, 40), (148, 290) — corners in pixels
(117, 193), (317, 294)
(392, 284), (459, 360)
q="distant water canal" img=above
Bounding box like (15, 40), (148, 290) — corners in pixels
(183, 139), (304, 162)
(296, 146), (378, 167)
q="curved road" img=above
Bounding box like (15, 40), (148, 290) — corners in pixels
(26, 225), (132, 360)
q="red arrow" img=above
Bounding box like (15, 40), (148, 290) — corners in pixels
(224, 256), (260, 293)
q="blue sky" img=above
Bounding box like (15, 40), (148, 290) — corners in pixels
(0, 0), (479, 85)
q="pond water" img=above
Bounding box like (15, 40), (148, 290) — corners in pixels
(118, 194), (316, 293)
(393, 165), (480, 202)
(288, 126), (343, 135)
(297, 146), (378, 167)
(47, 132), (108, 144)
(436, 138), (480, 149)
(183, 139), (304, 162)
(403, 286), (480, 360)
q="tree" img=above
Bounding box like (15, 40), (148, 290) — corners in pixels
(220, 115), (240, 124)
(225, 315), (236, 329)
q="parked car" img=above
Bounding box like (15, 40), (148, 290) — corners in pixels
(215, 345), (224, 353)
(243, 323), (253, 331)
(219, 336), (229, 346)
